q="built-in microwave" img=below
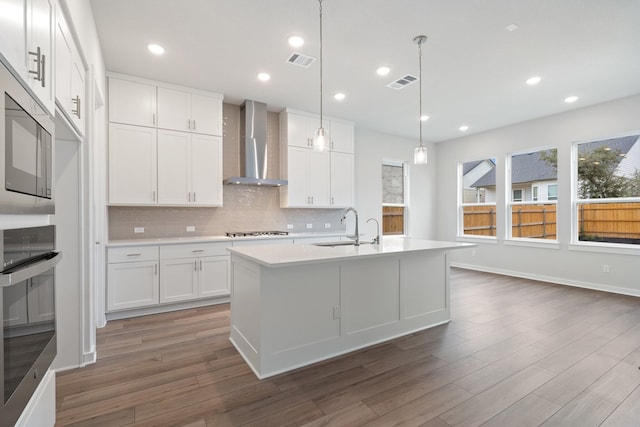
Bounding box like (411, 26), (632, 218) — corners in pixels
(0, 225), (61, 426)
(0, 61), (54, 214)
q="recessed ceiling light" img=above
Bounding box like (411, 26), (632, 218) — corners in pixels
(459, 125), (469, 132)
(334, 92), (346, 101)
(526, 76), (541, 86)
(565, 95), (579, 103)
(505, 23), (519, 32)
(420, 115), (429, 121)
(257, 72), (271, 82)
(147, 43), (165, 55)
(376, 66), (390, 76)
(288, 35), (304, 48)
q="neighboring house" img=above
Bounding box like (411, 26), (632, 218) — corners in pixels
(462, 159), (495, 203)
(471, 151), (557, 203)
(577, 134), (640, 179)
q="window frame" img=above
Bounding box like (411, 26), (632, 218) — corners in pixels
(457, 157), (498, 242)
(506, 146), (559, 244)
(570, 132), (640, 253)
(382, 159), (409, 236)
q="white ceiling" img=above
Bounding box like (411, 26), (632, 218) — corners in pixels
(89, 0), (640, 143)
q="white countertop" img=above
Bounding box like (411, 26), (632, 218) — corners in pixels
(227, 237), (475, 267)
(107, 232), (348, 247)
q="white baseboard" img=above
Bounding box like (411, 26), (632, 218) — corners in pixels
(451, 262), (640, 298)
(105, 296), (230, 321)
(83, 347), (97, 366)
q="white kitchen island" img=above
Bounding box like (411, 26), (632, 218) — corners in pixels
(227, 237), (474, 379)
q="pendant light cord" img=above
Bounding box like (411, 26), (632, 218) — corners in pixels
(319, 0), (323, 127)
(418, 39), (423, 149)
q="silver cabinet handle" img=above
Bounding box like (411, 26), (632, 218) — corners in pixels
(331, 197), (334, 205)
(155, 264), (158, 275)
(126, 253), (142, 257)
(192, 249), (204, 253)
(193, 192), (196, 203)
(199, 260), (203, 271)
(72, 96), (81, 118)
(187, 119), (191, 130)
(193, 119), (196, 131)
(41, 54), (46, 87)
(28, 47), (42, 83)
(152, 190), (156, 202)
(194, 260), (198, 271)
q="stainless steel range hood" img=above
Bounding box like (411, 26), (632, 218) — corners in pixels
(223, 100), (287, 187)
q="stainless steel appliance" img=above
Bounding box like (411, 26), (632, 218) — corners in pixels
(1, 61), (54, 214)
(0, 225), (61, 426)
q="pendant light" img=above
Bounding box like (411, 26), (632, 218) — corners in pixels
(313, 0), (327, 152)
(413, 35), (428, 165)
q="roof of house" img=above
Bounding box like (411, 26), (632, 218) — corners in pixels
(471, 134), (639, 188)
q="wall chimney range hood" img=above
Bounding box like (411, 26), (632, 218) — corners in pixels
(223, 100), (287, 187)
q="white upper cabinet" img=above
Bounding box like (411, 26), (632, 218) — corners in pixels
(280, 109), (354, 208)
(27, 0), (54, 113)
(157, 87), (222, 136)
(329, 120), (354, 154)
(190, 134), (222, 205)
(0, 0), (54, 113)
(108, 77), (157, 127)
(55, 9), (85, 135)
(108, 123), (157, 204)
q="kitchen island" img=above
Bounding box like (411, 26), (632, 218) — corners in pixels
(227, 237), (474, 379)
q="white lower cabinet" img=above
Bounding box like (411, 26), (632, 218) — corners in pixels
(107, 246), (159, 311)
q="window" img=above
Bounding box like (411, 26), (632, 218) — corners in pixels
(459, 158), (497, 238)
(508, 148), (558, 240)
(574, 133), (640, 245)
(382, 161), (407, 235)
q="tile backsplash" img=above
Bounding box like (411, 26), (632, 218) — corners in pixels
(108, 103), (346, 240)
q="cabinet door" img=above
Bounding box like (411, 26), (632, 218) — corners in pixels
(286, 113), (312, 148)
(157, 129), (190, 205)
(70, 44), (85, 135)
(191, 134), (222, 205)
(330, 152), (354, 207)
(27, 0), (55, 113)
(108, 78), (157, 127)
(191, 94), (222, 136)
(27, 273), (54, 322)
(330, 120), (354, 153)
(0, 0), (27, 77)
(308, 150), (331, 206)
(157, 87), (190, 132)
(108, 123), (157, 204)
(107, 261), (159, 311)
(55, 17), (72, 115)
(3, 281), (28, 326)
(160, 258), (198, 303)
(285, 146), (311, 206)
(199, 256), (229, 297)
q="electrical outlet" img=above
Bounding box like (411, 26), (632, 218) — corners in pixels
(306, 223), (313, 229)
(325, 223), (331, 229)
(134, 227), (144, 233)
(286, 224), (294, 229)
(186, 226), (195, 232)
(603, 264), (610, 273)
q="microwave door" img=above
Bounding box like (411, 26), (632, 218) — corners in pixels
(4, 96), (39, 197)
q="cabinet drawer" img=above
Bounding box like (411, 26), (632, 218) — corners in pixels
(108, 246), (159, 263)
(160, 242), (230, 259)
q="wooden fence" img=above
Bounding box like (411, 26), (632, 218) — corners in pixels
(383, 206), (404, 235)
(463, 202), (640, 242)
(578, 202), (640, 241)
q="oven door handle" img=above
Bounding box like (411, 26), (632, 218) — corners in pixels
(0, 252), (62, 287)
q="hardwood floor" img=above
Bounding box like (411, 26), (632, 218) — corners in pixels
(55, 268), (640, 426)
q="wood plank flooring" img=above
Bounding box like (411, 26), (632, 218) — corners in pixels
(55, 268), (640, 426)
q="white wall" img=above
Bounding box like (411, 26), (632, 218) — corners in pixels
(437, 94), (640, 295)
(354, 128), (437, 239)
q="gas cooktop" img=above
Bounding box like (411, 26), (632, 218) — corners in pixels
(225, 231), (289, 238)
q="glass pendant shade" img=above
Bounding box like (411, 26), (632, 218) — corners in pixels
(414, 146), (428, 165)
(313, 127), (328, 152)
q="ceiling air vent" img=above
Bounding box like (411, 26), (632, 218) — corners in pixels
(387, 74), (418, 90)
(287, 52), (317, 68)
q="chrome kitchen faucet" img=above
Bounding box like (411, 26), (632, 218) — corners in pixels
(342, 207), (360, 246)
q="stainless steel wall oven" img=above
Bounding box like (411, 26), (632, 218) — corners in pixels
(0, 225), (60, 425)
(1, 61), (54, 214)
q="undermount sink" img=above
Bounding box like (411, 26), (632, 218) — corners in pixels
(312, 240), (371, 247)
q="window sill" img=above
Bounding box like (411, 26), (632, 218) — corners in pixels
(568, 242), (640, 256)
(456, 235), (498, 244)
(504, 239), (560, 249)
